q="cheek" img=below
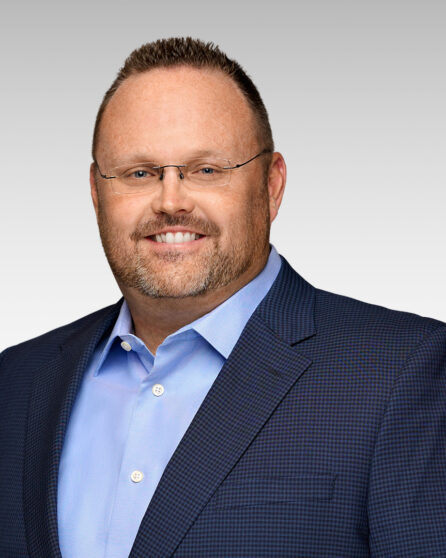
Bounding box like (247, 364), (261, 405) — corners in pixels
(99, 195), (149, 232)
(202, 201), (241, 239)
(202, 186), (248, 220)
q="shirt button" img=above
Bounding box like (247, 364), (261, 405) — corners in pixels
(152, 384), (164, 397)
(121, 341), (132, 352)
(130, 470), (144, 483)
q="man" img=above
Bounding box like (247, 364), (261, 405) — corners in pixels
(0, 36), (445, 558)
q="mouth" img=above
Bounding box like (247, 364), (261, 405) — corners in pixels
(146, 231), (206, 244)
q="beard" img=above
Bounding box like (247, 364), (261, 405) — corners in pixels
(96, 188), (271, 299)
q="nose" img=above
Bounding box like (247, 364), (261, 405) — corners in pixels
(151, 166), (195, 215)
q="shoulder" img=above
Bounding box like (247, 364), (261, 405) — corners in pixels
(0, 301), (122, 370)
(275, 256), (445, 347)
(313, 285), (446, 358)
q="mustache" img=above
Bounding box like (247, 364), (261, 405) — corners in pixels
(130, 214), (220, 240)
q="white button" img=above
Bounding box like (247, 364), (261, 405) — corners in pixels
(121, 341), (132, 352)
(152, 384), (164, 396)
(130, 470), (144, 483)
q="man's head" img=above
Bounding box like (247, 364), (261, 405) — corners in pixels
(90, 37), (286, 302)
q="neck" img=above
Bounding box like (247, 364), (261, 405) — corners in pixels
(119, 255), (269, 354)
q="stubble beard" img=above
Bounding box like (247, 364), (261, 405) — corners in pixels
(96, 189), (270, 299)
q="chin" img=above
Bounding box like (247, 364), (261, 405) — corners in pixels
(134, 281), (211, 299)
(132, 267), (213, 299)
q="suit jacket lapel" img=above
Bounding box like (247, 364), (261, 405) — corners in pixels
(23, 301), (122, 558)
(129, 257), (316, 558)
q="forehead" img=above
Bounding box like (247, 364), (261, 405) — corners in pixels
(98, 66), (259, 164)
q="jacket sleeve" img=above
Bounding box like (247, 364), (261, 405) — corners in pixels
(368, 325), (446, 557)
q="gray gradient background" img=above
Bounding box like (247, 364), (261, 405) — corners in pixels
(1, 0), (445, 351)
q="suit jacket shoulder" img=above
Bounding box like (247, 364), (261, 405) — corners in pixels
(1, 300), (123, 370)
(313, 284), (445, 357)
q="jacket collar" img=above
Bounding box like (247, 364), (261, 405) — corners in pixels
(256, 254), (316, 345)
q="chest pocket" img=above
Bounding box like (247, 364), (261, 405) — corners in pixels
(211, 474), (337, 510)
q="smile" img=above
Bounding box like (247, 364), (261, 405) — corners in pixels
(148, 231), (205, 243)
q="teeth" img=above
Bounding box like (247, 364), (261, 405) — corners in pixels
(154, 232), (201, 243)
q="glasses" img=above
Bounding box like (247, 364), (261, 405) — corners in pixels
(94, 149), (271, 194)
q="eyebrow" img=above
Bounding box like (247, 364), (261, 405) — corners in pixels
(112, 149), (229, 166)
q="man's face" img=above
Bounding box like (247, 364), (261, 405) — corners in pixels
(91, 66), (283, 300)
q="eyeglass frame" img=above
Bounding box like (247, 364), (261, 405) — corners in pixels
(93, 148), (272, 183)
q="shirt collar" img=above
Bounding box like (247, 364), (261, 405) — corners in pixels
(93, 298), (135, 375)
(94, 244), (282, 373)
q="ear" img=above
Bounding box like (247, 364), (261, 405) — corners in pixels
(267, 152), (287, 223)
(90, 162), (99, 219)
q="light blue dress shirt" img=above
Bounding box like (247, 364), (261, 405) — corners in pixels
(58, 245), (282, 558)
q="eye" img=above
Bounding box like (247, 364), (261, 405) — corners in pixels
(132, 170), (150, 178)
(187, 160), (228, 185)
(120, 165), (158, 181)
(191, 163), (223, 176)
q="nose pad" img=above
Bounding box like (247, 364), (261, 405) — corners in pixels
(158, 165), (186, 181)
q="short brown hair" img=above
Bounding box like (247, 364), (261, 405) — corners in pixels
(92, 37), (274, 162)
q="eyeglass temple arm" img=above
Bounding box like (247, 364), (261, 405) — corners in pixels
(94, 160), (116, 180)
(224, 148), (272, 170)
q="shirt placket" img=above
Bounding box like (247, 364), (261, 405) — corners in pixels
(103, 340), (174, 558)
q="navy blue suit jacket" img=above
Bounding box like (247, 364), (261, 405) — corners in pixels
(1, 256), (446, 557)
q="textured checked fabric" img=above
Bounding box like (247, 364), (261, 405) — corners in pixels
(0, 255), (445, 557)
